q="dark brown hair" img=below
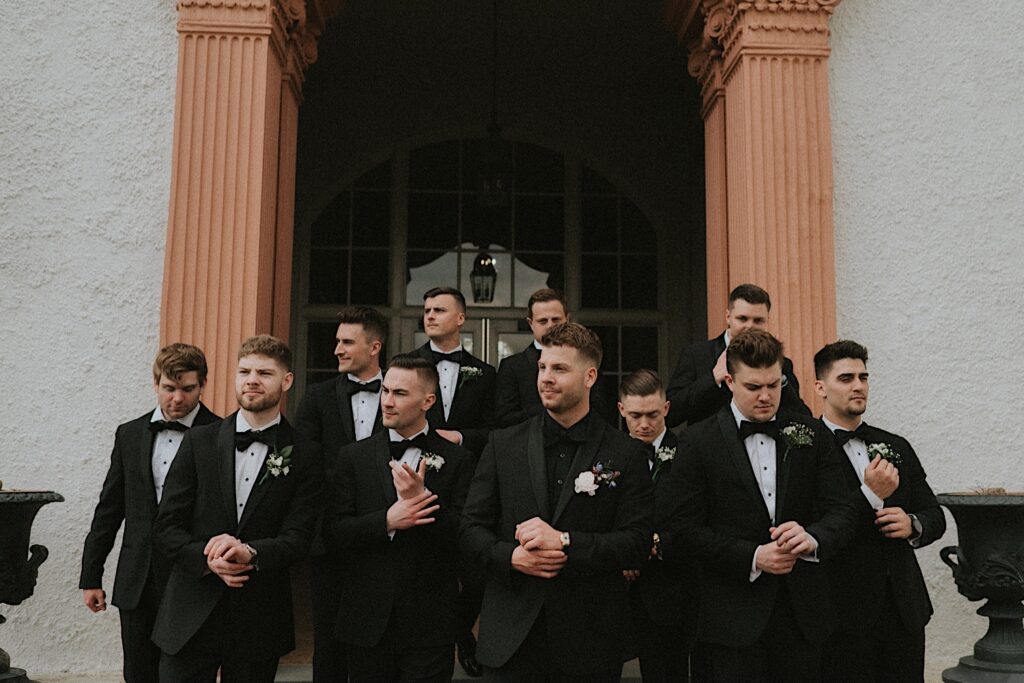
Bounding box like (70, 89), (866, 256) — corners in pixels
(238, 334), (293, 371)
(337, 306), (389, 344)
(814, 340), (869, 379)
(619, 369), (663, 399)
(527, 288), (568, 318)
(728, 283), (772, 311)
(153, 343), (208, 384)
(387, 354), (440, 392)
(726, 329), (784, 375)
(540, 322), (603, 368)
(423, 286), (466, 312)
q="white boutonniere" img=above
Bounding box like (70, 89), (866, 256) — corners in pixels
(419, 451), (445, 472)
(574, 461), (621, 496)
(258, 444), (293, 485)
(458, 366), (483, 388)
(867, 442), (902, 466)
(652, 446), (676, 481)
(779, 423), (814, 462)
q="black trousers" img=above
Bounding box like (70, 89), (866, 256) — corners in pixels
(822, 584), (926, 682)
(311, 555), (347, 683)
(456, 556), (486, 637)
(347, 638), (454, 683)
(119, 574), (163, 683)
(692, 590), (821, 683)
(483, 610), (623, 683)
(631, 591), (693, 683)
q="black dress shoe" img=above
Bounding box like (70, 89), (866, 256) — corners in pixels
(456, 633), (483, 678)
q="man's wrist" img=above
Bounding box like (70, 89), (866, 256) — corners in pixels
(244, 543), (259, 571)
(559, 531), (571, 549)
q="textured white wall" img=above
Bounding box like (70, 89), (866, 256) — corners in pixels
(830, 0), (1024, 675)
(0, 1), (178, 674)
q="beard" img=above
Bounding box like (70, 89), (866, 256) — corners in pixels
(238, 389), (281, 413)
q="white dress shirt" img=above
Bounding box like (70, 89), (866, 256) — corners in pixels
(821, 417), (885, 511)
(348, 370), (383, 441)
(234, 412), (282, 522)
(387, 423), (430, 540)
(150, 403), (202, 504)
(430, 341), (463, 420)
(643, 428), (669, 471)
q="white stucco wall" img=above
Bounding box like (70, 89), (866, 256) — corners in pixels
(830, 0), (1024, 675)
(0, 1), (179, 674)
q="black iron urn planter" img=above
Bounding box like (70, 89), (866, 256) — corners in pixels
(0, 489), (64, 683)
(938, 491), (1024, 682)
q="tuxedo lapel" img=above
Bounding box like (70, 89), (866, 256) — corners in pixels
(417, 344), (449, 429)
(525, 417), (550, 519)
(333, 376), (357, 443)
(237, 420), (294, 532)
(775, 427), (793, 519)
(218, 417), (239, 529)
(716, 410), (771, 522)
(553, 417), (603, 525)
(138, 425), (158, 510)
(373, 432), (398, 507)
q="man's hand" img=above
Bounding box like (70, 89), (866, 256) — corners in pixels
(712, 350), (728, 384)
(511, 545), (566, 579)
(386, 490), (439, 532)
(435, 429), (463, 445)
(222, 543), (254, 565)
(863, 455), (899, 499)
(755, 542), (798, 575)
(390, 459), (427, 500)
(83, 588), (106, 612)
(623, 569), (641, 582)
(876, 506), (913, 539)
(207, 556), (253, 588)
(770, 521), (816, 556)
(204, 533), (243, 561)
(515, 517), (563, 551)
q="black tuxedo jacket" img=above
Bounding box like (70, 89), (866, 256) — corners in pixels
(413, 343), (496, 455)
(633, 430), (700, 629)
(823, 422), (945, 634)
(293, 374), (384, 555)
(79, 403), (219, 608)
(152, 414), (323, 657)
(494, 344), (543, 428)
(460, 413), (653, 672)
(665, 333), (810, 427)
(324, 430), (473, 649)
(660, 408), (860, 648)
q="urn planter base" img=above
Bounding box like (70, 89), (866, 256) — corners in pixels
(0, 667), (30, 683)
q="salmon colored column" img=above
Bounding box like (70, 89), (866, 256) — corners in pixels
(161, 0), (323, 414)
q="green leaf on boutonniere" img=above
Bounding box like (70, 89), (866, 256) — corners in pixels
(258, 443), (293, 485)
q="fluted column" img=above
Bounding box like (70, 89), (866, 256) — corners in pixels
(161, 0), (322, 413)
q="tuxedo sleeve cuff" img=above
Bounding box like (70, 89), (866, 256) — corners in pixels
(749, 547), (762, 582)
(798, 534), (820, 563)
(860, 484), (884, 510)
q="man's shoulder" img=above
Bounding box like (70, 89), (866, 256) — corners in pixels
(304, 375), (343, 400)
(462, 349), (496, 374)
(863, 423), (913, 450)
(188, 416), (227, 444)
(117, 410), (156, 435)
(337, 431), (382, 460)
(427, 432), (474, 465)
(497, 347), (531, 372)
(490, 416), (536, 444)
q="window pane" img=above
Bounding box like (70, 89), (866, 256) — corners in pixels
(463, 201), (512, 251)
(350, 249), (390, 304)
(410, 141), (460, 190)
(308, 249), (348, 304)
(621, 326), (658, 373)
(408, 192), (459, 248)
(514, 253), (564, 305)
(515, 142), (564, 193)
(590, 326), (620, 372)
(621, 197), (656, 250)
(310, 193), (350, 248)
(581, 196), (618, 252)
(405, 251), (460, 305)
(581, 255), (619, 308)
(306, 322), (339, 371)
(354, 160), (391, 190)
(621, 254), (657, 309)
(515, 195), (564, 252)
(582, 164), (616, 195)
(352, 191), (390, 247)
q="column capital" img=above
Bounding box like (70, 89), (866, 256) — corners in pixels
(719, 0), (842, 77)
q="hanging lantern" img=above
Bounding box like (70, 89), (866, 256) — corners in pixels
(470, 251), (498, 303)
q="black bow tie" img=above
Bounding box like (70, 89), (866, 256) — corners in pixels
(388, 433), (431, 460)
(429, 349), (463, 365)
(346, 378), (381, 396)
(834, 423), (872, 447)
(235, 425), (279, 451)
(738, 420), (779, 441)
(643, 442), (657, 463)
(542, 417), (587, 449)
(149, 419), (189, 434)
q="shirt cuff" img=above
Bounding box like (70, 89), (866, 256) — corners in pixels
(798, 534), (820, 563)
(749, 546), (762, 582)
(860, 484), (884, 510)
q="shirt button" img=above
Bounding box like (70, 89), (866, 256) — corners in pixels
(245, 478), (249, 482)
(559, 453), (565, 459)
(768, 493), (772, 497)
(763, 466), (767, 470)
(556, 479), (563, 485)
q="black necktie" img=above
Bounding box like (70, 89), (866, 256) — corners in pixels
(429, 349), (463, 365)
(346, 378), (381, 396)
(388, 433), (431, 460)
(149, 420), (188, 433)
(235, 425), (279, 451)
(738, 420), (779, 441)
(834, 423), (872, 447)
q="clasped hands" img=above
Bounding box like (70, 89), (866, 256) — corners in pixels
(512, 517), (566, 579)
(755, 521), (816, 575)
(386, 459), (439, 532)
(204, 534), (255, 588)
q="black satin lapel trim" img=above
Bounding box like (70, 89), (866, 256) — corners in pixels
(552, 417), (604, 525)
(717, 410), (771, 522)
(218, 417), (239, 530)
(139, 424), (158, 510)
(237, 419), (294, 533)
(526, 417), (550, 519)
(375, 433), (398, 507)
(334, 376), (357, 443)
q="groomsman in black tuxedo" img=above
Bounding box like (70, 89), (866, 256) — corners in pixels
(660, 330), (859, 682)
(461, 322), (653, 682)
(80, 343), (218, 683)
(412, 285), (496, 676)
(325, 355), (474, 682)
(618, 370), (698, 683)
(153, 335), (323, 683)
(494, 288), (568, 428)
(813, 340), (945, 682)
(666, 283), (809, 427)
(294, 305), (388, 683)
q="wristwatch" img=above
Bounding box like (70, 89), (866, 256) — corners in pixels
(244, 543), (260, 571)
(908, 514), (922, 541)
(559, 531), (571, 549)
